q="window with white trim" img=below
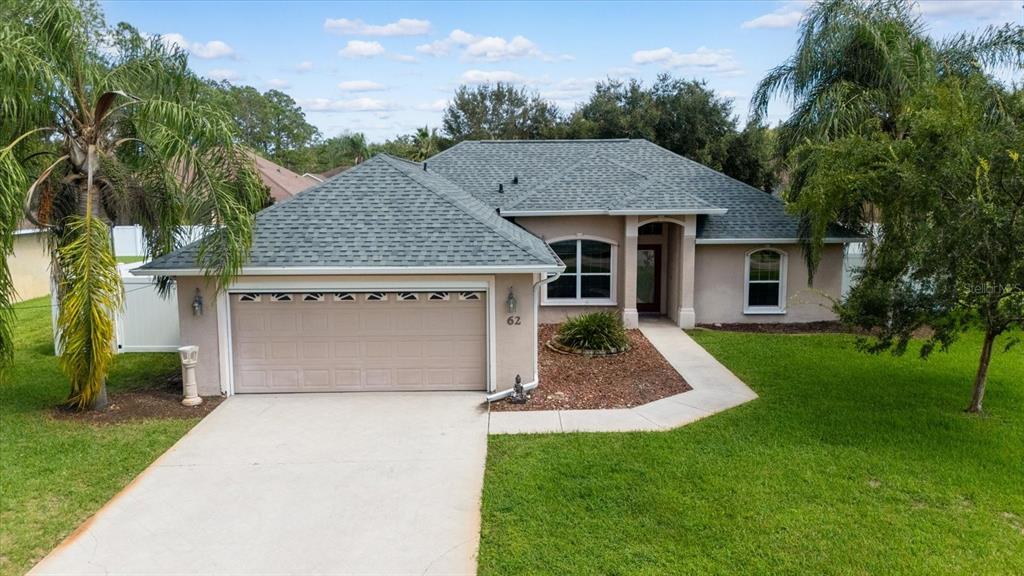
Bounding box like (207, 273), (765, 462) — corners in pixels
(270, 293), (293, 302)
(237, 293), (261, 302)
(398, 292), (418, 301)
(302, 293), (324, 302)
(745, 249), (786, 313)
(365, 292), (387, 302)
(458, 292), (481, 301)
(546, 239), (615, 304)
(428, 292), (450, 301)
(333, 292), (356, 302)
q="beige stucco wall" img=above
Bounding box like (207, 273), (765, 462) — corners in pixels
(515, 215), (625, 323)
(694, 244), (844, 324)
(11, 233), (50, 302)
(173, 273), (537, 396)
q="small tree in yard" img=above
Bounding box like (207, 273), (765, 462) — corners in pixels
(0, 0), (266, 409)
(754, 0), (1023, 412)
(801, 80), (1023, 413)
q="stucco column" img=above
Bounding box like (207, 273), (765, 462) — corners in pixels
(677, 215), (697, 329)
(623, 215), (639, 328)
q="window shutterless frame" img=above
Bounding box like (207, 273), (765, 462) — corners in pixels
(743, 248), (787, 314)
(542, 237), (617, 306)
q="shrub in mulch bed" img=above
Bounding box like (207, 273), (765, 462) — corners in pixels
(491, 324), (690, 412)
(555, 311), (630, 353)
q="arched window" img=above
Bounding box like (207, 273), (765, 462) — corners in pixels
(546, 238), (616, 304)
(745, 249), (787, 314)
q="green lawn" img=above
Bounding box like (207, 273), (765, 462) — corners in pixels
(480, 329), (1023, 575)
(0, 297), (195, 576)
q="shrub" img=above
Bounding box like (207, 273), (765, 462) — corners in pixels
(556, 311), (630, 352)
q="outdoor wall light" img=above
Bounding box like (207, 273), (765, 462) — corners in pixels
(192, 288), (204, 316)
(505, 287), (518, 315)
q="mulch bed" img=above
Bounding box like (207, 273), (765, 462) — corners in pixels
(50, 373), (223, 425)
(696, 321), (853, 334)
(490, 324), (690, 412)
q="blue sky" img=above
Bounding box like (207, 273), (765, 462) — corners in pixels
(102, 1), (1022, 142)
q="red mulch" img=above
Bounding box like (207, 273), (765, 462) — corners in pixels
(50, 373), (223, 425)
(490, 324), (690, 411)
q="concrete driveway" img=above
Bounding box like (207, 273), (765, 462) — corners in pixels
(32, 393), (489, 576)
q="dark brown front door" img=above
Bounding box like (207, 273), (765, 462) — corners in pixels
(637, 244), (661, 313)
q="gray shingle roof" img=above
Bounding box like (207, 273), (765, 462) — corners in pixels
(138, 154), (561, 272)
(427, 139), (859, 240)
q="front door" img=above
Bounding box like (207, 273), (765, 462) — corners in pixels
(637, 244), (661, 313)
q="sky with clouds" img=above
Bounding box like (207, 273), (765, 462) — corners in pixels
(103, 0), (1022, 142)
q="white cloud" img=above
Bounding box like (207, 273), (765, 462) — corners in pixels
(390, 53), (418, 63)
(300, 97), (399, 112)
(464, 35), (543, 61)
(339, 40), (386, 58)
(338, 80), (387, 92)
(296, 61), (314, 72)
(460, 69), (526, 84)
(160, 33), (236, 59)
(741, 10), (804, 29)
(915, 0), (1018, 21)
(324, 17), (431, 36)
(266, 78), (290, 89)
(414, 99), (449, 112)
(606, 66), (638, 78)
(206, 68), (241, 82)
(416, 29), (570, 61)
(632, 46), (742, 75)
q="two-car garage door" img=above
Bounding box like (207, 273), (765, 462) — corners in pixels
(230, 291), (486, 393)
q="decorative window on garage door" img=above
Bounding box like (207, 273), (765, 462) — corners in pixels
(237, 293), (261, 302)
(302, 293), (324, 302)
(365, 292), (388, 302)
(428, 292), (450, 301)
(333, 292), (356, 302)
(398, 292), (419, 301)
(270, 293), (293, 302)
(458, 292), (482, 301)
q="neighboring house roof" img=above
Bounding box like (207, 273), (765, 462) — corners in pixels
(250, 153), (321, 203)
(137, 154), (562, 274)
(426, 139), (858, 241)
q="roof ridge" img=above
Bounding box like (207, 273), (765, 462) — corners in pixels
(600, 154), (722, 211)
(501, 151), (606, 210)
(376, 155), (553, 265)
(634, 139), (776, 201)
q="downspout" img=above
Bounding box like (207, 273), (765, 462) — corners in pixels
(486, 270), (564, 402)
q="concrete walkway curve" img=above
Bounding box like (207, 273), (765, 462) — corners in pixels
(488, 318), (757, 434)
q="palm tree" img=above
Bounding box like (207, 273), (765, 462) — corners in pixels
(0, 0), (267, 409)
(341, 133), (370, 165)
(751, 0), (1023, 155)
(412, 126), (438, 161)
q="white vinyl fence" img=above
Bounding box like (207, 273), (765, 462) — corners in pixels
(52, 263), (180, 355)
(112, 225), (208, 258)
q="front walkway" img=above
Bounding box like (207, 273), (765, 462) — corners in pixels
(32, 393), (489, 576)
(488, 318), (757, 434)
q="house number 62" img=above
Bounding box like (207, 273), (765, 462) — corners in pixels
(506, 316), (521, 326)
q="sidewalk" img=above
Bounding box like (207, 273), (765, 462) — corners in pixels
(488, 318), (757, 434)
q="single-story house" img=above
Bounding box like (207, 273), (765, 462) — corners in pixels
(135, 139), (859, 398)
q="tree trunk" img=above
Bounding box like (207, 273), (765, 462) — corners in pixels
(89, 380), (109, 411)
(966, 330), (996, 414)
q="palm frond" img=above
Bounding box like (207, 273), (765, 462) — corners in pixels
(55, 216), (122, 409)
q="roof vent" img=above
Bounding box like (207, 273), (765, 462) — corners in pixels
(512, 175), (519, 185)
(498, 183), (504, 193)
(423, 162), (427, 171)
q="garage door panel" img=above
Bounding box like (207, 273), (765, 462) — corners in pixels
(232, 291), (486, 393)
